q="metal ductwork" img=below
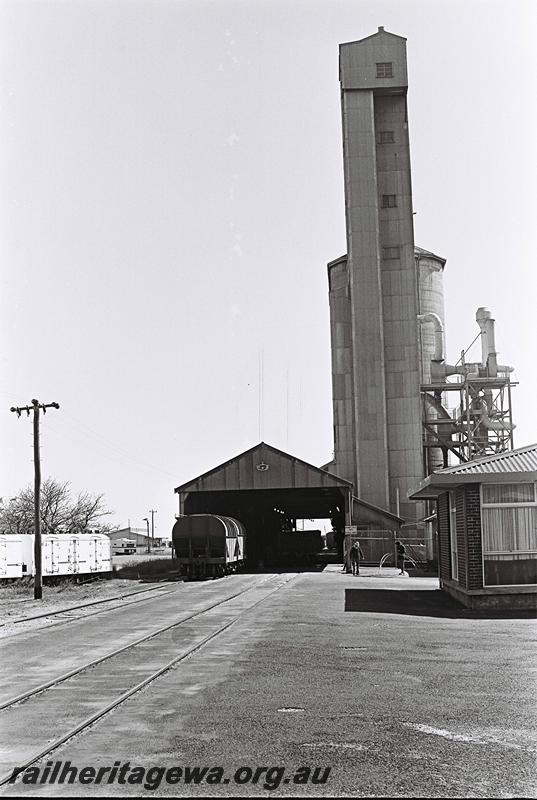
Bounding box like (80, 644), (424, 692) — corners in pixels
(476, 307), (498, 377)
(481, 411), (515, 432)
(417, 313), (444, 362)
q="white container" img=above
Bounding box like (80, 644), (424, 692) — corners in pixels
(73, 534), (93, 573)
(19, 535), (34, 576)
(75, 533), (112, 573)
(0, 535), (24, 578)
(41, 535), (61, 575)
(0, 532), (112, 578)
(94, 533), (112, 573)
(54, 535), (77, 575)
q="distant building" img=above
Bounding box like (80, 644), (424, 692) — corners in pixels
(410, 444), (537, 610)
(107, 527), (168, 549)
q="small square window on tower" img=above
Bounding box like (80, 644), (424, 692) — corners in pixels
(381, 194), (397, 208)
(382, 246), (400, 260)
(376, 62), (393, 78)
(376, 130), (395, 144)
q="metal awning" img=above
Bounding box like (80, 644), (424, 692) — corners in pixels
(409, 443), (537, 500)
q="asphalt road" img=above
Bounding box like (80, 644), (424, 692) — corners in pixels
(2, 567), (536, 798)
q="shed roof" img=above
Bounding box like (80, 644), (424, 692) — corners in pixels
(174, 442), (353, 495)
(409, 444), (537, 499)
(351, 496), (403, 527)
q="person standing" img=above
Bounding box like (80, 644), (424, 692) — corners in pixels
(396, 540), (406, 575)
(350, 541), (364, 575)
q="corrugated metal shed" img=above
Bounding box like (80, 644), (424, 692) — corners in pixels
(174, 442), (353, 495)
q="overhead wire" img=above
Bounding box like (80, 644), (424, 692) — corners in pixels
(42, 409), (177, 480)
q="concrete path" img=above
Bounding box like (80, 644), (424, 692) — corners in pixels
(3, 568), (536, 797)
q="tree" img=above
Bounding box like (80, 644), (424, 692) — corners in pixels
(0, 478), (113, 534)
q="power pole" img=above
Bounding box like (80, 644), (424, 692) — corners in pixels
(10, 399), (60, 600)
(143, 517), (150, 554)
(149, 509), (157, 549)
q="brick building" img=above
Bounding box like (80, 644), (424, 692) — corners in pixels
(409, 444), (537, 610)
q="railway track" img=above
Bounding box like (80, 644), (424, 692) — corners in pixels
(0, 572), (295, 786)
(1, 581), (178, 627)
(0, 583), (181, 639)
(0, 576), (274, 710)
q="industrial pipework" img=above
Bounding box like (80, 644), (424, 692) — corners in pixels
(419, 307), (514, 383)
(419, 306), (516, 464)
(417, 313), (444, 362)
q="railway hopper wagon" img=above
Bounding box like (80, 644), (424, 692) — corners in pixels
(172, 514), (246, 579)
(0, 533), (112, 581)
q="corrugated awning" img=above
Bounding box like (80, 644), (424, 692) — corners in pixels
(409, 443), (537, 500)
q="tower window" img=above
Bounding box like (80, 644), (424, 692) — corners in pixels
(377, 130), (395, 144)
(376, 62), (393, 78)
(381, 194), (397, 208)
(383, 246), (400, 260)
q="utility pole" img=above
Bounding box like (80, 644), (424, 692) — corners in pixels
(10, 399), (60, 600)
(143, 517), (150, 554)
(149, 509), (157, 550)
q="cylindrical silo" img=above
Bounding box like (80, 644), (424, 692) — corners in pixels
(416, 246), (446, 382)
(415, 246), (447, 473)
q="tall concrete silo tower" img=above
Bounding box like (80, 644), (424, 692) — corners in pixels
(327, 27), (445, 524)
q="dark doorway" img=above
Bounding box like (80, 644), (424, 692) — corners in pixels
(183, 487), (346, 569)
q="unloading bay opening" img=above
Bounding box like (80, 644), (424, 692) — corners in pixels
(181, 487), (348, 568)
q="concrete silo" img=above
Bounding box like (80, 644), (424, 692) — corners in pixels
(416, 247), (448, 474)
(326, 27), (515, 525)
(326, 27), (446, 524)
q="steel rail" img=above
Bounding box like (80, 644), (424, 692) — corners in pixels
(1, 582), (179, 627)
(0, 574), (294, 787)
(0, 574), (277, 710)
(1, 586), (180, 641)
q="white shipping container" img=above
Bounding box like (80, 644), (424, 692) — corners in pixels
(73, 534), (93, 574)
(0, 535), (24, 578)
(55, 535), (77, 574)
(19, 535), (34, 576)
(94, 533), (112, 572)
(0, 533), (112, 579)
(42, 535), (61, 576)
(75, 533), (112, 573)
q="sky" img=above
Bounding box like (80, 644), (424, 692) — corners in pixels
(1, 0), (536, 538)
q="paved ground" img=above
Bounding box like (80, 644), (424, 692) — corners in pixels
(2, 567), (536, 798)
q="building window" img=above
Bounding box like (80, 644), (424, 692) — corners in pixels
(481, 482), (537, 586)
(381, 194), (397, 208)
(382, 246), (400, 260)
(376, 130), (395, 144)
(376, 62), (393, 78)
(449, 491), (458, 582)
